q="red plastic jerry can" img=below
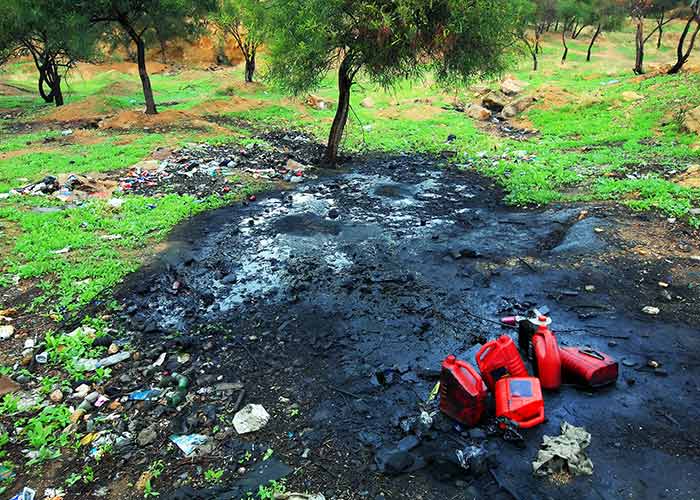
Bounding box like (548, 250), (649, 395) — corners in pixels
(531, 317), (562, 390)
(560, 347), (619, 388)
(439, 355), (488, 427)
(495, 377), (545, 429)
(475, 335), (529, 392)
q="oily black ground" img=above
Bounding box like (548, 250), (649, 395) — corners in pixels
(112, 153), (700, 500)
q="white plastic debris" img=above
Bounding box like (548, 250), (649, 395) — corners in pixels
(233, 404), (270, 434)
(107, 198), (125, 209)
(170, 434), (209, 456)
(642, 306), (660, 316)
(0, 325), (14, 340)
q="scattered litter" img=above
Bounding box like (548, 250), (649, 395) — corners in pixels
(642, 306), (660, 315)
(0, 464), (15, 482)
(533, 422), (593, 477)
(107, 198), (125, 209)
(456, 445), (488, 475)
(0, 324), (14, 340)
(35, 351), (48, 364)
(169, 434), (209, 456)
(75, 351), (131, 372)
(233, 404), (270, 434)
(51, 247), (71, 255)
(9, 487), (36, 500)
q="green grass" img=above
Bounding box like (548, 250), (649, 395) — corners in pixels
(0, 181), (264, 315)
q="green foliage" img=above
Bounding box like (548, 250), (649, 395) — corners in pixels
(143, 460), (165, 498)
(204, 468), (225, 484)
(0, 394), (20, 415)
(0, 185), (262, 313)
(256, 480), (285, 500)
(266, 0), (527, 94)
(22, 404), (72, 465)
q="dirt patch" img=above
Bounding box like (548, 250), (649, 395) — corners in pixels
(73, 62), (170, 79)
(98, 109), (226, 133)
(675, 164), (700, 188)
(532, 85), (578, 110)
(188, 96), (266, 115)
(41, 96), (121, 122)
(378, 103), (445, 121)
(0, 83), (32, 96)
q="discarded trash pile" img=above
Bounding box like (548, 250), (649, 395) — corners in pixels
(1, 174), (118, 202)
(437, 308), (617, 478)
(118, 131), (322, 198)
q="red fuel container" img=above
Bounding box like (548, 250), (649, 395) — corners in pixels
(560, 347), (619, 388)
(476, 335), (529, 391)
(439, 355), (488, 427)
(495, 377), (545, 429)
(531, 318), (562, 390)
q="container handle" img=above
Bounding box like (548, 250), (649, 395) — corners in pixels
(517, 406), (545, 429)
(454, 360), (479, 385)
(579, 348), (604, 360)
(476, 342), (494, 364)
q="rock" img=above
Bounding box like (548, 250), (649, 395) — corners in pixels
(108, 343), (120, 354)
(327, 208), (339, 219)
(50, 389), (64, 403)
(397, 435), (420, 452)
(660, 289), (673, 302)
(502, 96), (536, 118)
(0, 375), (20, 397)
(500, 78), (527, 96)
(374, 447), (415, 475)
(233, 404), (270, 434)
(622, 91), (644, 102)
(0, 325), (14, 340)
(482, 91), (509, 112)
(466, 104), (491, 121)
(138, 425), (158, 446)
(74, 384), (91, 398)
(683, 106), (700, 135)
(642, 306), (660, 315)
(689, 208), (700, 216)
(360, 97), (375, 108)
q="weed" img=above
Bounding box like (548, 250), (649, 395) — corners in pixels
(256, 480), (286, 500)
(0, 394), (20, 415)
(143, 460), (165, 498)
(204, 468), (225, 484)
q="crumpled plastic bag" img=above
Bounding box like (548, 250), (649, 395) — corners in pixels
(532, 421), (593, 477)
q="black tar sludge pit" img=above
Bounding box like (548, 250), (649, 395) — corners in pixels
(115, 154), (700, 499)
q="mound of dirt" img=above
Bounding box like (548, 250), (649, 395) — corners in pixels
(189, 96), (265, 115)
(97, 109), (224, 132)
(42, 96), (120, 122)
(532, 85), (578, 110)
(675, 164), (700, 188)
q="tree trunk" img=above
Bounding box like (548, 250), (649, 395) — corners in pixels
(38, 66), (54, 103)
(587, 25), (602, 62)
(571, 22), (579, 39)
(668, 17), (700, 74)
(325, 56), (355, 165)
(135, 37), (157, 114)
(52, 74), (64, 107)
(244, 49), (256, 83)
(561, 30), (569, 63)
(634, 18), (645, 75)
(657, 13), (665, 48)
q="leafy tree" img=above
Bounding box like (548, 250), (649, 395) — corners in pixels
(78, 0), (216, 114)
(265, 0), (527, 164)
(585, 0), (626, 61)
(211, 0), (267, 83)
(669, 0), (700, 73)
(0, 0), (97, 106)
